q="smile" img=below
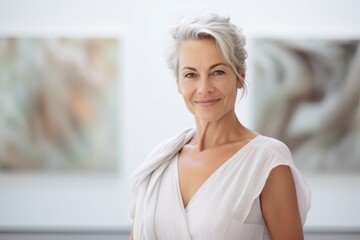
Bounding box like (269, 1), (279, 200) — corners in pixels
(194, 98), (221, 107)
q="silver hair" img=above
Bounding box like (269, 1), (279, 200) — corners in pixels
(167, 12), (247, 91)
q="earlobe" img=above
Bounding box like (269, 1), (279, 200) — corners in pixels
(237, 69), (246, 89)
(237, 76), (245, 89)
(236, 79), (242, 89)
(236, 79), (243, 89)
(240, 68), (246, 79)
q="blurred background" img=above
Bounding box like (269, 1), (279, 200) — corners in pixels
(0, 0), (359, 239)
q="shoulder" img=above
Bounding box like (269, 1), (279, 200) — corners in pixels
(145, 127), (195, 159)
(250, 135), (292, 161)
(131, 127), (195, 191)
(246, 136), (311, 225)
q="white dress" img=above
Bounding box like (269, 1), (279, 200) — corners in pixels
(129, 128), (311, 240)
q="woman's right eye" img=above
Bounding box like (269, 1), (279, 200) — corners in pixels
(184, 73), (197, 79)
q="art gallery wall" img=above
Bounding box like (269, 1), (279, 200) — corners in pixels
(0, 0), (359, 232)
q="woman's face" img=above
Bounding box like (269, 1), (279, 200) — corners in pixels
(177, 39), (241, 123)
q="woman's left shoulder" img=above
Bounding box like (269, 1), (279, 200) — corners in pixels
(251, 135), (292, 159)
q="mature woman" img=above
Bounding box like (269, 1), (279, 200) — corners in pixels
(129, 13), (311, 240)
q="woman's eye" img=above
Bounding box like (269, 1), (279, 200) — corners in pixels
(212, 70), (225, 76)
(184, 73), (197, 79)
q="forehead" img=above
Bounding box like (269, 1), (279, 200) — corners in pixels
(178, 39), (227, 68)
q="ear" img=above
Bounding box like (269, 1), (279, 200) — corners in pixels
(237, 68), (246, 89)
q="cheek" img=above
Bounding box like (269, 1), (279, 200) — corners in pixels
(177, 82), (192, 98)
(177, 83), (185, 96)
(220, 83), (238, 96)
(222, 86), (238, 106)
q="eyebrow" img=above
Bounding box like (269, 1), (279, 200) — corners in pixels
(209, 63), (228, 70)
(180, 63), (229, 72)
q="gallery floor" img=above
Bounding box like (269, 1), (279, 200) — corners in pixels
(0, 229), (359, 240)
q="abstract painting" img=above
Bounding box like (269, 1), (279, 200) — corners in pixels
(0, 37), (119, 171)
(251, 38), (360, 172)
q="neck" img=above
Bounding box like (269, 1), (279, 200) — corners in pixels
(193, 111), (249, 151)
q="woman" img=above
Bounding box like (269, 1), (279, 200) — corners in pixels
(129, 13), (311, 240)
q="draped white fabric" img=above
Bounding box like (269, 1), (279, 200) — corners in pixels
(129, 128), (311, 240)
(129, 128), (196, 239)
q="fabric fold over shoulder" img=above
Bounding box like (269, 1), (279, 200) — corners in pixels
(130, 128), (195, 195)
(242, 136), (311, 225)
(128, 128), (196, 238)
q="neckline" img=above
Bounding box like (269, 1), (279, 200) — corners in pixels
(175, 135), (261, 211)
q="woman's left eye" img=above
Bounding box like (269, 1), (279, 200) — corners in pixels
(212, 70), (225, 76)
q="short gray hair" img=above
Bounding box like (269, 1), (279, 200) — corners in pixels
(167, 13), (247, 90)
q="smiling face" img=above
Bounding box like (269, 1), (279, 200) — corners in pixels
(177, 39), (242, 123)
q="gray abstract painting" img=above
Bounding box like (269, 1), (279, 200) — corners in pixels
(251, 38), (360, 172)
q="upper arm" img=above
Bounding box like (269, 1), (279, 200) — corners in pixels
(260, 165), (304, 240)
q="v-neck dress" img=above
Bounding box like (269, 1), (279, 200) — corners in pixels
(129, 128), (311, 240)
(153, 135), (311, 240)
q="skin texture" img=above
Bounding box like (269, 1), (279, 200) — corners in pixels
(131, 39), (303, 239)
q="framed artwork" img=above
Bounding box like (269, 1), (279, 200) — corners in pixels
(250, 38), (360, 172)
(0, 37), (119, 172)
(0, 31), (126, 230)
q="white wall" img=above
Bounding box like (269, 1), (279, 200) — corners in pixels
(0, 0), (360, 231)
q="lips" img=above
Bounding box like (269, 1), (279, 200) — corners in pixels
(194, 98), (221, 107)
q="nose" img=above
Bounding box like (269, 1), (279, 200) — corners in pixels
(197, 76), (214, 95)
